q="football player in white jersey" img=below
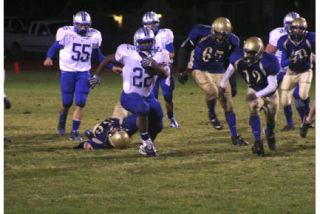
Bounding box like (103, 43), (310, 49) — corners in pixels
(265, 12), (310, 132)
(142, 11), (178, 128)
(90, 27), (170, 156)
(43, 11), (110, 141)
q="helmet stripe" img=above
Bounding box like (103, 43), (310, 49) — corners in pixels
(81, 12), (86, 21)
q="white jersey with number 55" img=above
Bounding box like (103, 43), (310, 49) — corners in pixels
(56, 26), (102, 72)
(115, 44), (170, 97)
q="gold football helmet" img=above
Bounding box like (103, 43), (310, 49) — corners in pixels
(109, 130), (130, 149)
(290, 17), (308, 41)
(243, 37), (265, 64)
(211, 17), (232, 44)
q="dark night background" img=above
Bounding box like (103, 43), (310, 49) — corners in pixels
(4, 0), (315, 59)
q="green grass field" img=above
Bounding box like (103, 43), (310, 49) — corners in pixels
(4, 70), (315, 214)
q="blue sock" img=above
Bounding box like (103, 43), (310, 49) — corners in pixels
(225, 113), (237, 137)
(72, 120), (81, 132)
(266, 123), (275, 137)
(283, 106), (294, 126)
(59, 112), (67, 127)
(140, 132), (150, 141)
(167, 111), (174, 119)
(249, 115), (261, 140)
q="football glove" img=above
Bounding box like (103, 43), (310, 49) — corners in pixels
(89, 75), (100, 89)
(291, 52), (308, 64)
(218, 87), (226, 98)
(246, 93), (257, 102)
(178, 72), (188, 84)
(141, 57), (153, 69)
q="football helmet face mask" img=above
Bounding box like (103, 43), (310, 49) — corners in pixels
(290, 17), (308, 41)
(109, 129), (130, 149)
(133, 27), (155, 53)
(73, 11), (92, 36)
(142, 11), (160, 34)
(211, 17), (232, 45)
(283, 12), (300, 33)
(243, 37), (265, 64)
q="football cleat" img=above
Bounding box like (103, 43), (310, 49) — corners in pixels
(264, 128), (276, 150)
(69, 131), (82, 141)
(231, 135), (249, 146)
(252, 139), (264, 155)
(167, 116), (178, 128)
(4, 97), (11, 109)
(300, 117), (313, 138)
(280, 125), (295, 132)
(139, 139), (157, 157)
(210, 117), (223, 130)
(57, 123), (66, 136)
(84, 129), (94, 140)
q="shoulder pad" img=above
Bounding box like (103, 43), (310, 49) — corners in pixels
(229, 33), (240, 47)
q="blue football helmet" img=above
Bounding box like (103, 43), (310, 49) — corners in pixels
(133, 27), (155, 53)
(142, 11), (160, 34)
(283, 12), (300, 33)
(73, 11), (92, 36)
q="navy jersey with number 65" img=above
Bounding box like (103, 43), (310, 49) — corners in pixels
(188, 24), (240, 73)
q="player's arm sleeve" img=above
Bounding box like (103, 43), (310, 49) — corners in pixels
(92, 48), (105, 63)
(177, 38), (195, 73)
(46, 41), (63, 58)
(166, 43), (174, 54)
(280, 51), (290, 67)
(268, 30), (278, 47)
(310, 32), (316, 52)
(165, 29), (174, 53)
(220, 64), (235, 88)
(255, 75), (277, 98)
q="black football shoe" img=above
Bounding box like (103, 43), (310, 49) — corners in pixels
(280, 125), (295, 132)
(209, 115), (223, 130)
(300, 117), (313, 138)
(231, 135), (249, 146)
(264, 128), (276, 151)
(252, 139), (264, 155)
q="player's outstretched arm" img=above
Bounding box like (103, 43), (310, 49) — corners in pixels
(89, 54), (122, 89)
(94, 54), (118, 76)
(43, 41), (63, 66)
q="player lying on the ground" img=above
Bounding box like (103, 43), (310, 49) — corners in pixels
(74, 112), (164, 152)
(73, 118), (130, 150)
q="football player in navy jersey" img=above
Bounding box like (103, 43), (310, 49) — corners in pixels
(178, 17), (248, 146)
(74, 118), (130, 150)
(265, 12), (308, 132)
(220, 37), (280, 155)
(277, 17), (315, 127)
